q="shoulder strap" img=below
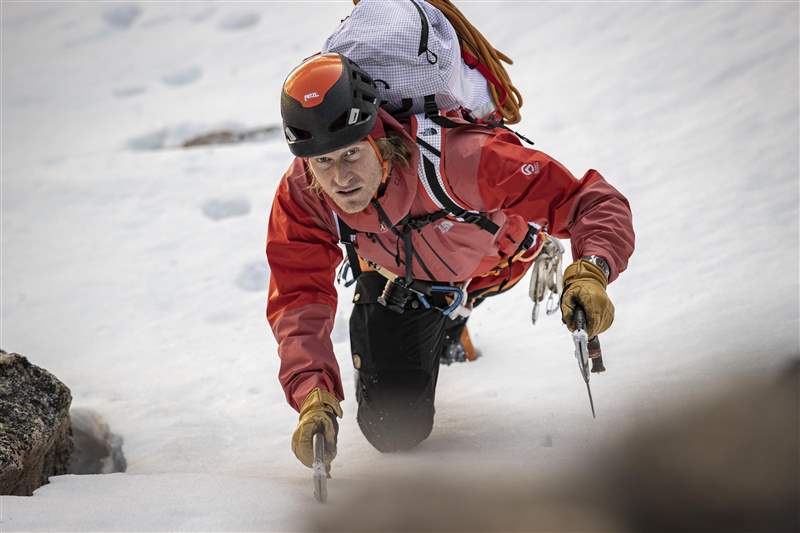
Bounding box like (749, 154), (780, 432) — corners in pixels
(414, 114), (499, 235)
(423, 94), (534, 145)
(333, 212), (362, 279)
(423, 94), (465, 129)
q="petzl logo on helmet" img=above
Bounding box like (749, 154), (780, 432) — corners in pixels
(347, 108), (360, 125)
(521, 162), (540, 176)
(304, 91), (320, 102)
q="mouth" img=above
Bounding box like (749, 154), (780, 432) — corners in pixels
(336, 186), (363, 198)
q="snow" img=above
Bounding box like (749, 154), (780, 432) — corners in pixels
(1, 1), (797, 531)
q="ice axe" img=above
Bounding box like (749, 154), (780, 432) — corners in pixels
(312, 431), (327, 503)
(572, 307), (606, 418)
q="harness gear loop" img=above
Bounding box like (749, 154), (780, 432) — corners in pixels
(366, 258), (470, 318)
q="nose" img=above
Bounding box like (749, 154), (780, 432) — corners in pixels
(332, 162), (356, 187)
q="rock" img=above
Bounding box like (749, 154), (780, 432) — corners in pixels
(309, 359), (799, 532)
(181, 125), (280, 148)
(0, 350), (74, 496)
(69, 408), (127, 474)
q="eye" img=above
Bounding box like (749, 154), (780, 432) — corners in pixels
(344, 147), (360, 161)
(314, 156), (332, 165)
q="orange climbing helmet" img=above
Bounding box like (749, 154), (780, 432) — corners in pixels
(281, 53), (379, 157)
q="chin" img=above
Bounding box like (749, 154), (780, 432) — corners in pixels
(335, 196), (371, 214)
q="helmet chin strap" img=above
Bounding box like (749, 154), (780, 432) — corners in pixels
(367, 136), (391, 199)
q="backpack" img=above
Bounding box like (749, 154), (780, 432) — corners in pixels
(322, 0), (522, 126)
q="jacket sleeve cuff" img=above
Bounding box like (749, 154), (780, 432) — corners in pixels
(578, 248), (620, 283)
(287, 371), (343, 413)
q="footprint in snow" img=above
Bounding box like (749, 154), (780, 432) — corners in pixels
(127, 129), (167, 151)
(139, 15), (174, 29)
(189, 8), (216, 23)
(218, 12), (260, 31)
(161, 66), (203, 87)
(235, 261), (269, 293)
(113, 86), (147, 99)
(202, 197), (251, 221)
(102, 3), (142, 29)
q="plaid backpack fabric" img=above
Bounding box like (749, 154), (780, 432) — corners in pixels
(322, 0), (496, 120)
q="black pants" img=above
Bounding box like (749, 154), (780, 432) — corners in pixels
(349, 272), (465, 452)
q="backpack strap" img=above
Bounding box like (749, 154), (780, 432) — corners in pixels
(423, 94), (535, 146)
(333, 212), (361, 281)
(423, 94), (465, 129)
(414, 114), (500, 235)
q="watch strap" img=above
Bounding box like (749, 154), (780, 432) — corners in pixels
(581, 255), (610, 280)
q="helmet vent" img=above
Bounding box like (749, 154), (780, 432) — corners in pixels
(328, 110), (351, 133)
(285, 126), (311, 141)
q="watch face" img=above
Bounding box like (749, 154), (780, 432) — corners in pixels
(583, 256), (610, 278)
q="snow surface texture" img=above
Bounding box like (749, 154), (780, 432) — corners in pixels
(1, 1), (797, 531)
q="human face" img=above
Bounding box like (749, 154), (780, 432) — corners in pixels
(307, 140), (383, 213)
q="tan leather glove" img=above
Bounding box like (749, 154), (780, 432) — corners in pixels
(560, 259), (614, 338)
(291, 388), (343, 472)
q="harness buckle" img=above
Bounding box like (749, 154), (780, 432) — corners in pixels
(459, 211), (483, 224)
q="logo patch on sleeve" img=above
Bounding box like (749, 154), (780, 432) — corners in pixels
(521, 161), (541, 176)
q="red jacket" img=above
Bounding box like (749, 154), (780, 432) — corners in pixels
(267, 110), (635, 411)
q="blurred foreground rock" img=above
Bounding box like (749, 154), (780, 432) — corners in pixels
(69, 408), (127, 475)
(0, 350), (73, 496)
(311, 358), (799, 532)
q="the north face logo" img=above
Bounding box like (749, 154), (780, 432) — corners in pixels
(437, 220), (454, 234)
(521, 162), (540, 176)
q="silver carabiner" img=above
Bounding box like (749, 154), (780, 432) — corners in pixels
(529, 234), (565, 324)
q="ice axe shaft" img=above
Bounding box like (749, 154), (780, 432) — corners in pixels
(574, 308), (606, 372)
(312, 432), (327, 503)
(572, 307), (601, 418)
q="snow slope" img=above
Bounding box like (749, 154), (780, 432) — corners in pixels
(1, 1), (797, 531)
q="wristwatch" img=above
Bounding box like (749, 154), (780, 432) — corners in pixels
(581, 255), (610, 280)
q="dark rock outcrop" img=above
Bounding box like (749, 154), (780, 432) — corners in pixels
(181, 125), (280, 148)
(0, 350), (73, 496)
